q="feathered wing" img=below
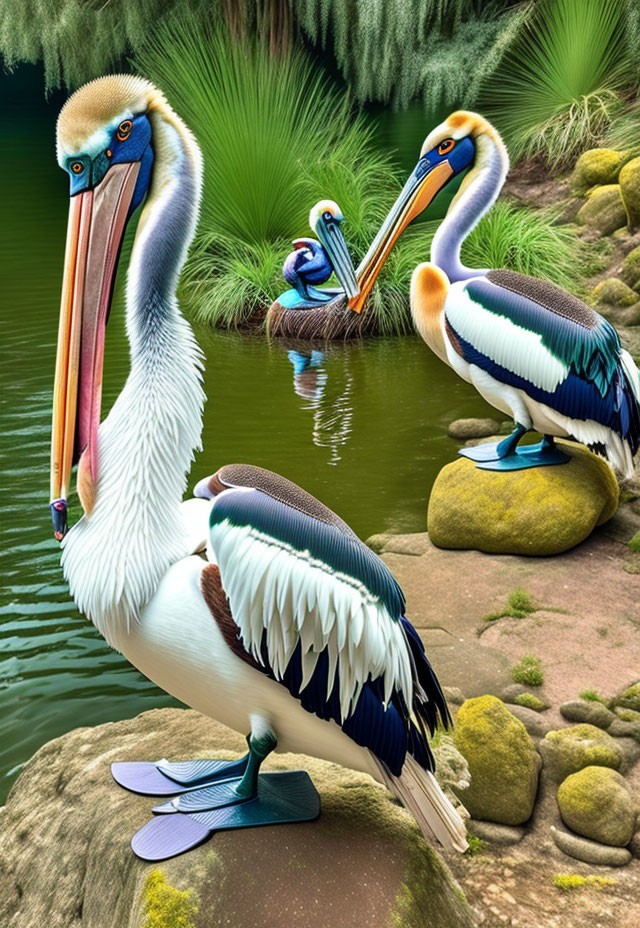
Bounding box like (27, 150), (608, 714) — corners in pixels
(445, 270), (640, 471)
(205, 473), (465, 851)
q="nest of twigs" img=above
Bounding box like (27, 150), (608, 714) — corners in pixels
(266, 295), (380, 340)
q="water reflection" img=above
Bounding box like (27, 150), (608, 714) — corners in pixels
(286, 347), (353, 465)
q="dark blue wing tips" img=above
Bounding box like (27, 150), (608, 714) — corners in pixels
(211, 487), (406, 619)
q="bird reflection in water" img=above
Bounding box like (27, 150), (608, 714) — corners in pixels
(287, 349), (353, 465)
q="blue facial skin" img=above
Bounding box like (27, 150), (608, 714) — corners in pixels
(65, 113), (154, 216)
(413, 135), (476, 186)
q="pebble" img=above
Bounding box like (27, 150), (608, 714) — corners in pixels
(468, 820), (526, 845)
(506, 704), (552, 738)
(447, 417), (500, 440)
(551, 825), (632, 866)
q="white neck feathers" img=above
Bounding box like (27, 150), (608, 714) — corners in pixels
(61, 111), (205, 645)
(430, 133), (508, 282)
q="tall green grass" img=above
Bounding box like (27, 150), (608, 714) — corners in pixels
(480, 0), (631, 167)
(135, 20), (586, 332)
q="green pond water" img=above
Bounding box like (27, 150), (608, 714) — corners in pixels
(0, 70), (493, 801)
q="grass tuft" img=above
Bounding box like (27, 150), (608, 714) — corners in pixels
(480, 0), (631, 167)
(628, 531), (640, 553)
(464, 834), (486, 856)
(512, 656), (544, 687)
(484, 587), (537, 622)
(579, 689), (607, 704)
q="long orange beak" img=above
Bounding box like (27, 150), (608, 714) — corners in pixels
(349, 160), (453, 314)
(50, 162), (140, 540)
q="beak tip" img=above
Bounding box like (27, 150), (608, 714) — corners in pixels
(50, 498), (68, 541)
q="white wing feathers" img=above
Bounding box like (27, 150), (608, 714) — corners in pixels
(210, 518), (413, 721)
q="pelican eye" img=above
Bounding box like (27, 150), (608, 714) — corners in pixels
(438, 139), (455, 155)
(117, 120), (133, 142)
(323, 210), (333, 221)
(70, 161), (84, 174)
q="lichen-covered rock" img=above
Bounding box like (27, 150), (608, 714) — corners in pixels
(557, 766), (637, 846)
(0, 709), (473, 928)
(597, 301), (640, 327)
(559, 699), (616, 729)
(592, 277), (638, 307)
(453, 695), (540, 825)
(615, 681), (640, 712)
(571, 149), (630, 194)
(620, 245), (640, 291)
(467, 820), (525, 846)
(551, 826), (632, 866)
(427, 443), (619, 556)
(577, 184), (628, 235)
(447, 418), (500, 440)
(540, 724), (622, 783)
(620, 157), (640, 229)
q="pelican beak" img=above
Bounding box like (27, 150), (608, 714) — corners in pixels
(50, 161), (140, 540)
(315, 218), (359, 300)
(349, 158), (453, 313)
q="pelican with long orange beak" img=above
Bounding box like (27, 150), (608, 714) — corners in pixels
(49, 75), (467, 861)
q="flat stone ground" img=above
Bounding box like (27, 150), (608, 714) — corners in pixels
(371, 499), (640, 927)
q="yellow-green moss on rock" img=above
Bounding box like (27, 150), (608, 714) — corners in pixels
(427, 443), (618, 556)
(592, 277), (638, 307)
(143, 871), (197, 928)
(557, 766), (637, 846)
(616, 682), (640, 712)
(571, 149), (630, 194)
(453, 695), (540, 825)
(620, 157), (640, 229)
(539, 724), (623, 783)
(577, 184), (628, 235)
(620, 246), (640, 291)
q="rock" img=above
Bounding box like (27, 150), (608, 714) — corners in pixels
(379, 533), (432, 556)
(512, 693), (548, 712)
(592, 277), (638, 307)
(577, 184), (628, 235)
(506, 704), (552, 739)
(540, 724), (623, 783)
(608, 718), (640, 743)
(551, 826), (632, 867)
(0, 708), (473, 928)
(571, 149), (630, 194)
(620, 157), (640, 229)
(620, 244), (640, 291)
(500, 683), (530, 702)
(467, 820), (525, 846)
(442, 686), (466, 706)
(453, 695), (540, 825)
(629, 830), (640, 858)
(615, 681), (640, 712)
(365, 532), (392, 554)
(559, 699), (616, 729)
(597, 301), (640, 327)
(447, 417), (501, 440)
(557, 766), (637, 846)
(614, 706), (640, 722)
(427, 443), (619, 556)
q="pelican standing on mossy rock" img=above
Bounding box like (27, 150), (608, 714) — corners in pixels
(49, 75), (467, 861)
(348, 111), (640, 476)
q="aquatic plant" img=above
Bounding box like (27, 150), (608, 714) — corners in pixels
(512, 656), (544, 687)
(480, 0), (632, 167)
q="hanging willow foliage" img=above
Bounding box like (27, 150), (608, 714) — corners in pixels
(291, 0), (530, 110)
(0, 0), (295, 92)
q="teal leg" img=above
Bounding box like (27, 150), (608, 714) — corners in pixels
(459, 423), (528, 464)
(153, 731), (277, 813)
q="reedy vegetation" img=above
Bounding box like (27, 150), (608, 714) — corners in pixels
(134, 21), (584, 331)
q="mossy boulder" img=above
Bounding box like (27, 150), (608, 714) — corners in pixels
(577, 184), (628, 235)
(453, 695), (540, 825)
(539, 724), (623, 783)
(427, 443), (619, 556)
(557, 766), (637, 846)
(620, 157), (640, 229)
(447, 418), (500, 440)
(615, 681), (640, 712)
(571, 149), (630, 194)
(592, 277), (638, 307)
(620, 245), (640, 291)
(0, 708), (473, 928)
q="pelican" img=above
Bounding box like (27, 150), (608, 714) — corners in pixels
(278, 200), (358, 308)
(345, 111), (640, 475)
(49, 76), (467, 860)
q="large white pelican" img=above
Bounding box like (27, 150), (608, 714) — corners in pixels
(348, 112), (640, 475)
(49, 76), (467, 860)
